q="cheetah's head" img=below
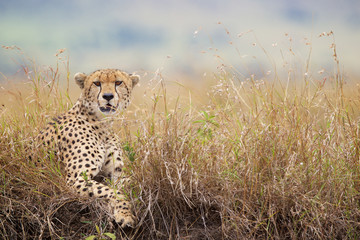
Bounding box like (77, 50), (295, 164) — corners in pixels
(74, 69), (139, 117)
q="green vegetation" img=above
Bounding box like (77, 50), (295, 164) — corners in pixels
(1, 36), (360, 239)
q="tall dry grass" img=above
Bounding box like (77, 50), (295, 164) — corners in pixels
(1, 32), (360, 239)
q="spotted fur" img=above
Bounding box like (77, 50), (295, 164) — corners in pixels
(39, 69), (139, 227)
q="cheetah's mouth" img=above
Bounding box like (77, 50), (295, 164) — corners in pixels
(99, 103), (116, 113)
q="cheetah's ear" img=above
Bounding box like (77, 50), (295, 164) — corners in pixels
(74, 72), (87, 89)
(129, 74), (139, 87)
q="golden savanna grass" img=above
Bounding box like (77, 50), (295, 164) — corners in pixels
(1, 32), (360, 239)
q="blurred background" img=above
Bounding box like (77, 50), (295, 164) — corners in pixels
(0, 0), (360, 82)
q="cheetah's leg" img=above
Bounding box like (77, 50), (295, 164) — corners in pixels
(69, 176), (135, 228)
(102, 146), (129, 186)
(66, 153), (134, 228)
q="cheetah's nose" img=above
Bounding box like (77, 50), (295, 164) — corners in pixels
(103, 93), (114, 101)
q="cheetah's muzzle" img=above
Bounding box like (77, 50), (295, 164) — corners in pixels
(100, 103), (116, 113)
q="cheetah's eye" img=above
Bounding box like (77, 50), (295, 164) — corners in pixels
(93, 81), (101, 87)
(115, 81), (123, 86)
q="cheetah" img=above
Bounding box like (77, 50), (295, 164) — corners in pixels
(39, 69), (139, 227)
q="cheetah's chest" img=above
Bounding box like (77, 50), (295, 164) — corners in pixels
(57, 117), (111, 168)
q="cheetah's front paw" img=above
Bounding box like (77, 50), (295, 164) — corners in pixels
(115, 213), (135, 228)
